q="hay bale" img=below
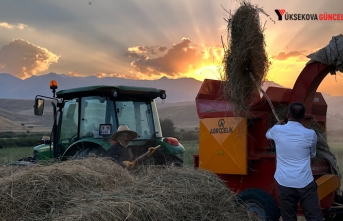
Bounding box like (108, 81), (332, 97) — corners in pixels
(0, 159), (257, 221)
(55, 191), (166, 221)
(222, 2), (269, 116)
(0, 158), (133, 220)
(134, 166), (256, 220)
(0, 164), (38, 178)
(57, 166), (257, 221)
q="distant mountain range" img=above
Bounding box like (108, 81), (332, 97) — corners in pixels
(1, 73), (343, 134)
(0, 72), (290, 103)
(0, 73), (202, 103)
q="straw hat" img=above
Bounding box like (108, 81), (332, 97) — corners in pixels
(111, 125), (138, 141)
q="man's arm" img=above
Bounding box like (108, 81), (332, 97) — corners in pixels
(266, 128), (273, 140)
(266, 121), (284, 140)
(133, 146), (159, 164)
(310, 131), (317, 158)
(266, 125), (276, 140)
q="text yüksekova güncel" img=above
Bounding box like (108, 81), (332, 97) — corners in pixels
(284, 13), (343, 20)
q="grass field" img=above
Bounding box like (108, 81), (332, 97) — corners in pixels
(1, 140), (342, 167)
(0, 141), (199, 166)
(0, 146), (32, 165)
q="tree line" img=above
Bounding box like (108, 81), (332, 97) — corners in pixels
(160, 118), (199, 141)
(0, 118), (196, 148)
(0, 132), (47, 149)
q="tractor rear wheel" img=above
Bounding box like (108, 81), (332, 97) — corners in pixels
(236, 188), (280, 221)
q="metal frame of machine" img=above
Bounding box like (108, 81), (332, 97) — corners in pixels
(194, 61), (343, 220)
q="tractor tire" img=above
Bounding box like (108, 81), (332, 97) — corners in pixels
(236, 188), (280, 221)
(152, 147), (183, 167)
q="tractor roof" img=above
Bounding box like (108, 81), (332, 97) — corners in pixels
(56, 85), (166, 100)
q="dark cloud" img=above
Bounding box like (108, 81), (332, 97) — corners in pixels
(274, 50), (307, 60)
(125, 51), (147, 59)
(129, 38), (221, 77)
(159, 46), (167, 52)
(126, 45), (168, 58)
(136, 46), (159, 54)
(0, 39), (59, 79)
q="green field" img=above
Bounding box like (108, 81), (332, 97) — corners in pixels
(329, 141), (343, 176)
(1, 140), (342, 168)
(0, 146), (32, 165)
(0, 141), (199, 166)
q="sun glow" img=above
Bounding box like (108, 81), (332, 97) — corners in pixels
(266, 59), (308, 88)
(186, 65), (224, 82)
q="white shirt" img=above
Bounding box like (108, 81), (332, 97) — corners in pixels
(266, 121), (317, 188)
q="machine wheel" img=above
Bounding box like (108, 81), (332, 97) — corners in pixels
(236, 188), (280, 221)
(324, 214), (343, 221)
(323, 191), (343, 221)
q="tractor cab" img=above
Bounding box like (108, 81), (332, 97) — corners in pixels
(32, 81), (184, 166)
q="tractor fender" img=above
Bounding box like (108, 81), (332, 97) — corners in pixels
(61, 138), (107, 160)
(236, 188), (280, 221)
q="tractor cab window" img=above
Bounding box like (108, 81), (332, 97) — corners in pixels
(60, 99), (79, 140)
(116, 101), (154, 139)
(80, 96), (116, 138)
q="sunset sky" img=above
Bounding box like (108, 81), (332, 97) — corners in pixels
(0, 0), (342, 95)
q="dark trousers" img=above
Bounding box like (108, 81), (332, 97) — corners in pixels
(278, 181), (323, 221)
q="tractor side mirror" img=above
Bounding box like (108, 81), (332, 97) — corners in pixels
(34, 98), (45, 116)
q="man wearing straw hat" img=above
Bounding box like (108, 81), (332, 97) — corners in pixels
(106, 124), (156, 169)
(266, 102), (322, 221)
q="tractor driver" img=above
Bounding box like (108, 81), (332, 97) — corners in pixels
(105, 124), (155, 169)
(266, 102), (322, 221)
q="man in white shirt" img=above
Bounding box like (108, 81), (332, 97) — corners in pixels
(266, 102), (322, 221)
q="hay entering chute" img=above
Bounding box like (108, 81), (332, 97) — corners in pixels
(222, 1), (270, 116)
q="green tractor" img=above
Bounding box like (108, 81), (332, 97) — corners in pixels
(22, 80), (184, 166)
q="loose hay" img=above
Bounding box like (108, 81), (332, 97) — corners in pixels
(222, 1), (269, 116)
(56, 166), (257, 221)
(0, 158), (132, 220)
(0, 159), (257, 221)
(0, 164), (38, 179)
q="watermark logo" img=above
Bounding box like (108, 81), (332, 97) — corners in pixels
(275, 9), (286, 20)
(275, 9), (343, 21)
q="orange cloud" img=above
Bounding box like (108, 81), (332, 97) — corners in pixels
(94, 72), (130, 79)
(273, 50), (308, 61)
(128, 38), (223, 78)
(0, 39), (60, 79)
(67, 71), (79, 77)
